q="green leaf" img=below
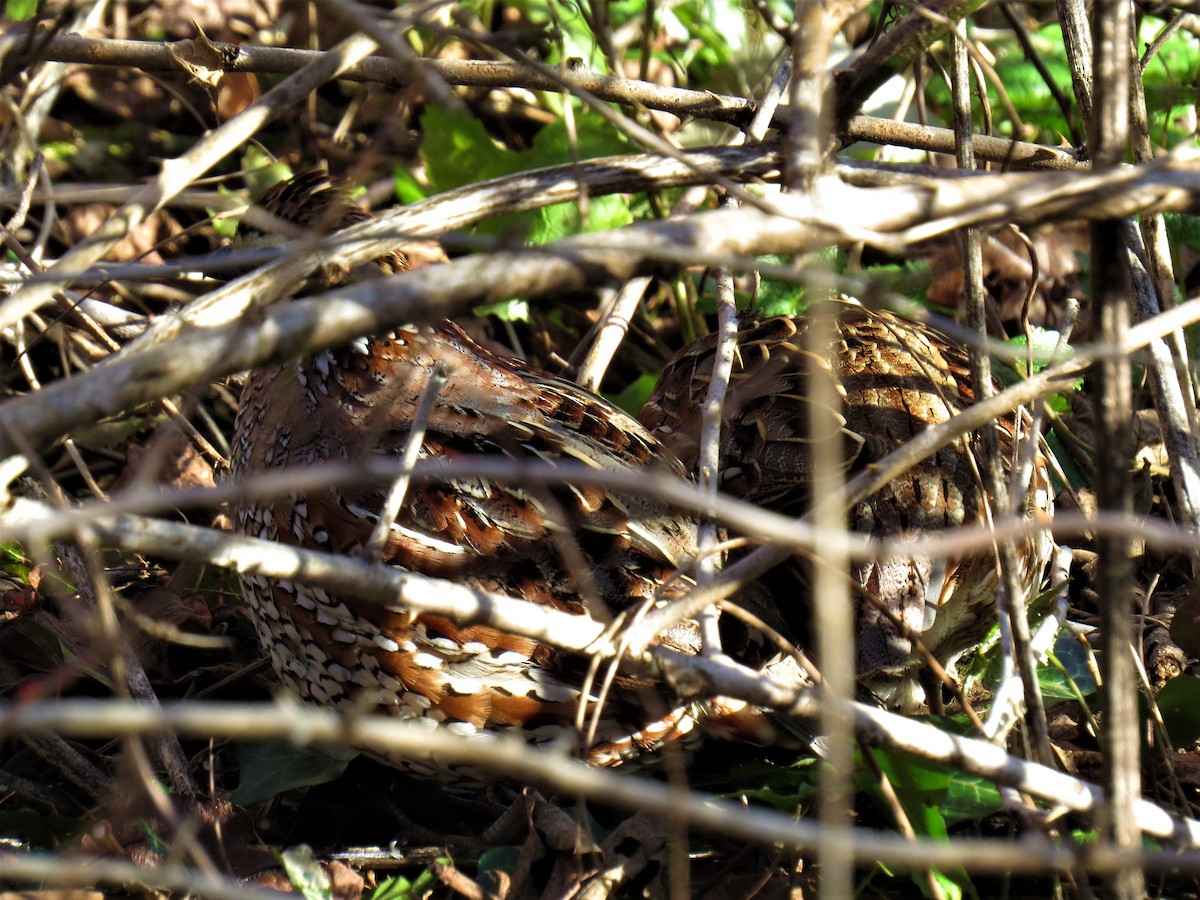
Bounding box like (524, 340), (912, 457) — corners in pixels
(860, 747), (975, 898)
(279, 845), (332, 900)
(941, 773), (1003, 826)
(1140, 17), (1200, 147)
(1165, 212), (1200, 256)
(41, 140), (80, 167)
(1044, 428), (1089, 490)
(928, 868), (967, 900)
(715, 757), (819, 812)
(748, 248), (843, 317)
(605, 373), (660, 416)
(368, 857), (449, 899)
(407, 862), (443, 896)
(420, 106), (501, 187)
(5, 0), (37, 20)
(73, 414), (153, 452)
(968, 624), (1096, 706)
(210, 184), (241, 239)
(1043, 632), (1098, 700)
(393, 167), (428, 205)
(861, 259), (933, 302)
(1004, 328), (1073, 376)
(367, 876), (414, 900)
(506, 0), (606, 67)
(867, 747), (950, 827)
(473, 298), (530, 322)
(0, 542), (31, 582)
(230, 741), (355, 803)
(478, 847), (521, 896)
(419, 105), (629, 241)
(0, 543), (27, 564)
(668, 0), (766, 75)
(241, 148), (292, 198)
(221, 154), (292, 240)
(754, 272), (806, 317)
(1156, 675), (1200, 746)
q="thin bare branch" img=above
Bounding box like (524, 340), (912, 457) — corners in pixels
(7, 157), (1200, 462)
(0, 32), (382, 332)
(5, 695), (1200, 853)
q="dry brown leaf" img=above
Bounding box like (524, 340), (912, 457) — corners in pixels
(114, 432), (216, 494)
(1171, 579), (1200, 660)
(165, 28), (233, 90)
(57, 204), (187, 265)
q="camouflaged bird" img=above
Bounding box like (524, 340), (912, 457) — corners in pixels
(639, 304), (1055, 710)
(229, 171), (797, 779)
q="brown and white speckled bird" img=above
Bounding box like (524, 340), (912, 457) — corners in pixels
(228, 172), (790, 778)
(639, 305), (1055, 710)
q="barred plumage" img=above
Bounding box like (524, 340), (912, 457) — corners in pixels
(639, 304), (1055, 709)
(229, 172), (792, 778)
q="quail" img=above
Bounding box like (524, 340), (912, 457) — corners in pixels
(229, 171), (793, 778)
(639, 305), (1055, 709)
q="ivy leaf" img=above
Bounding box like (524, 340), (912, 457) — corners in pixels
(230, 741), (355, 804)
(279, 845), (332, 900)
(5, 0), (37, 20)
(1157, 675), (1200, 747)
(419, 105), (629, 242)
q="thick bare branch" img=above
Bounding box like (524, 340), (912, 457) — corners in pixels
(5, 158), (1200, 460)
(4, 696), (1200, 854)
